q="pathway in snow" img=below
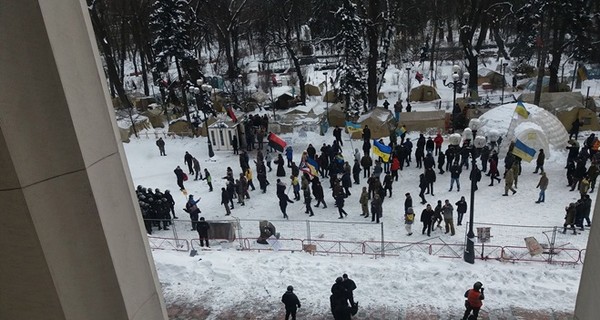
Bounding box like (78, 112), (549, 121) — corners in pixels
(165, 302), (573, 319)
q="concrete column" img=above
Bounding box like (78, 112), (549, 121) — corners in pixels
(0, 1), (167, 319)
(575, 191), (600, 319)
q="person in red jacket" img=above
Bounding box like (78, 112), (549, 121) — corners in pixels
(462, 281), (485, 320)
(391, 155), (400, 181)
(433, 133), (444, 156)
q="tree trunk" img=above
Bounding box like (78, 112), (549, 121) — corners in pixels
(492, 26), (509, 59)
(446, 19), (453, 43)
(89, 6), (137, 137)
(285, 43), (306, 105)
(429, 15), (439, 86)
(175, 57), (193, 131)
(366, 0), (380, 110)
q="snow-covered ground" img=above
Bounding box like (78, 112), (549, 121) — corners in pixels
(122, 61), (599, 317)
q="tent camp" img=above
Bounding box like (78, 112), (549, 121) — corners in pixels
(518, 92), (600, 131)
(409, 85), (441, 102)
(305, 84), (321, 96)
(517, 77), (570, 92)
(143, 105), (166, 128)
(323, 90), (338, 103)
(477, 69), (505, 89)
(349, 107), (395, 139)
(477, 102), (569, 154)
(326, 102), (347, 127)
(398, 110), (446, 133)
(275, 93), (297, 109)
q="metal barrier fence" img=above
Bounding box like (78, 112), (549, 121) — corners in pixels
(143, 218), (588, 264)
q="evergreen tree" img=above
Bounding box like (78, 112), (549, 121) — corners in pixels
(336, 0), (367, 117)
(150, 0), (194, 128)
(149, 0), (194, 74)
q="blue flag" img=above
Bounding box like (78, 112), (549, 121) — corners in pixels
(372, 139), (392, 162)
(512, 139), (536, 162)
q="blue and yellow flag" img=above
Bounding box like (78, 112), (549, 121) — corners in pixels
(396, 126), (407, 136)
(300, 158), (319, 177)
(512, 139), (536, 162)
(515, 101), (529, 119)
(372, 139), (392, 162)
(345, 121), (362, 134)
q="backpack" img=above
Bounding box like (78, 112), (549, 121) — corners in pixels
(183, 173), (188, 181)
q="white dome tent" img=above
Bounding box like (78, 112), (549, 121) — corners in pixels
(477, 102), (569, 157)
(513, 122), (550, 159)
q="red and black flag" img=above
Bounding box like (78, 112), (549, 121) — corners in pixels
(267, 132), (287, 152)
(226, 105), (238, 122)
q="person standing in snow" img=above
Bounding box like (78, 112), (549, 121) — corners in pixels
(192, 157), (202, 180)
(443, 199), (456, 236)
(203, 168), (213, 192)
(196, 217), (210, 248)
(421, 204), (434, 236)
(174, 166), (186, 191)
(462, 282), (485, 320)
(341, 274), (357, 305)
(535, 172), (549, 203)
(405, 207), (415, 236)
(184, 151), (194, 175)
(281, 285), (301, 320)
(156, 137), (166, 156)
(455, 196), (467, 226)
(359, 187), (370, 217)
(185, 195), (201, 231)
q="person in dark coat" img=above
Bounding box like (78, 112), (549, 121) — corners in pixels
(281, 285), (301, 320)
(480, 146), (490, 173)
(421, 204), (434, 236)
(437, 151), (445, 174)
(185, 195), (201, 231)
(361, 154), (372, 178)
(156, 137), (166, 156)
(196, 217), (210, 247)
(404, 193), (413, 214)
(312, 177), (327, 208)
(307, 144), (316, 159)
(335, 193), (348, 219)
(352, 159), (361, 184)
(330, 277), (351, 320)
(383, 173), (393, 198)
(341, 274), (357, 305)
(193, 157), (202, 180)
(425, 167), (436, 196)
(278, 192), (294, 219)
(362, 140), (371, 158)
(455, 196), (467, 226)
(418, 173), (428, 204)
(425, 137), (434, 154)
(445, 147), (455, 172)
(470, 164), (482, 191)
(362, 125), (371, 142)
(231, 135), (239, 154)
(275, 154), (286, 177)
(174, 166), (186, 191)
(533, 149), (545, 174)
(333, 126), (343, 146)
(341, 171), (352, 196)
(163, 190), (177, 219)
(371, 193), (382, 223)
(184, 151), (194, 175)
(221, 187), (232, 215)
(304, 188), (314, 217)
(570, 118), (581, 140)
(449, 161), (462, 192)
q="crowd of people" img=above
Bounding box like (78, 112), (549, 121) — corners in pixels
(147, 118), (599, 245)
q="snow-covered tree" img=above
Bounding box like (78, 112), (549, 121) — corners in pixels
(336, 0), (367, 117)
(150, 0), (194, 128)
(512, 0), (593, 92)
